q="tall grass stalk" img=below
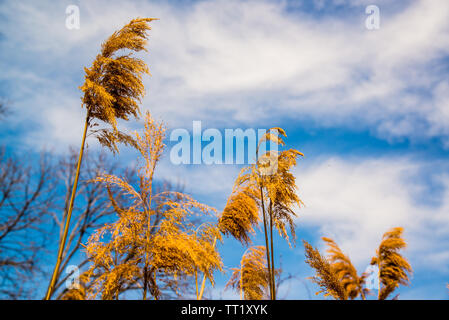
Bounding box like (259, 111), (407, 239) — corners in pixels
(45, 18), (155, 299)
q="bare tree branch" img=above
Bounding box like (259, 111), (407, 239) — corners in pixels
(0, 148), (55, 299)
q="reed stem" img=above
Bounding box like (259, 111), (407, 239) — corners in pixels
(197, 236), (217, 300)
(45, 115), (89, 300)
(260, 186), (273, 300)
(269, 201), (276, 300)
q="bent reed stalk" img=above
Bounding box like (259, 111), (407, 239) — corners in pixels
(45, 18), (155, 300)
(45, 115), (89, 300)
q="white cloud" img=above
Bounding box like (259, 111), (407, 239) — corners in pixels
(2, 0), (449, 148)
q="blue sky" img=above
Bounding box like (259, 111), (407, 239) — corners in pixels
(1, 0), (449, 299)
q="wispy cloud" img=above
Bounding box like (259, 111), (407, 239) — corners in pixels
(2, 0), (449, 148)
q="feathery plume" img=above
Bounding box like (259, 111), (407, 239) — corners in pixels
(226, 246), (270, 300)
(219, 182), (260, 245)
(220, 127), (303, 300)
(86, 112), (222, 300)
(45, 18), (156, 300)
(303, 240), (347, 300)
(82, 17), (157, 152)
(322, 237), (368, 300)
(371, 227), (412, 300)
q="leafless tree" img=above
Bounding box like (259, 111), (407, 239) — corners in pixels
(0, 142), (190, 300)
(0, 145), (134, 299)
(0, 148), (55, 299)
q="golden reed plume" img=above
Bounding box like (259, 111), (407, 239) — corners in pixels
(81, 18), (157, 152)
(219, 184), (260, 245)
(45, 18), (156, 300)
(226, 246), (269, 300)
(303, 240), (347, 300)
(322, 237), (368, 300)
(86, 112), (222, 300)
(219, 128), (303, 300)
(304, 227), (412, 300)
(371, 227), (412, 300)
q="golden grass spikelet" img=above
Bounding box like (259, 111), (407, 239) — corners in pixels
(85, 112), (222, 299)
(371, 227), (412, 300)
(221, 128), (303, 246)
(303, 240), (347, 300)
(219, 183), (260, 245)
(45, 18), (156, 300)
(256, 128), (286, 151)
(150, 221), (223, 284)
(322, 237), (368, 300)
(264, 149), (304, 246)
(81, 18), (156, 152)
(226, 246), (270, 300)
(222, 127), (303, 300)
